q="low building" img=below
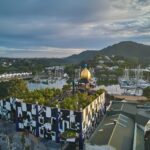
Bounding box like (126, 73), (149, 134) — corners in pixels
(0, 72), (32, 80)
(86, 101), (150, 150)
(87, 113), (134, 150)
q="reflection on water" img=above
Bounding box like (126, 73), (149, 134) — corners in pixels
(28, 79), (124, 95)
(28, 79), (67, 90)
(95, 84), (124, 95)
(28, 81), (143, 96)
(96, 84), (143, 96)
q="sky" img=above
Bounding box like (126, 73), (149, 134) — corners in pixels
(0, 0), (150, 58)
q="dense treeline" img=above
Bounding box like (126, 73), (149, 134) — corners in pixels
(60, 88), (104, 110)
(0, 79), (104, 110)
(0, 79), (28, 99)
(0, 79), (62, 106)
(0, 58), (67, 74)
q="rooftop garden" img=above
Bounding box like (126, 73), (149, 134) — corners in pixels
(60, 130), (77, 140)
(0, 79), (105, 110)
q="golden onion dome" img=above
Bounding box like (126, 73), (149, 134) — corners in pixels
(80, 68), (91, 80)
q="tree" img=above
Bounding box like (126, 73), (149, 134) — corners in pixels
(62, 84), (71, 91)
(0, 79), (29, 99)
(143, 86), (150, 99)
(9, 79), (28, 98)
(64, 65), (76, 78)
(0, 81), (10, 99)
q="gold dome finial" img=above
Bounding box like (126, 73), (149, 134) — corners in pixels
(80, 67), (91, 80)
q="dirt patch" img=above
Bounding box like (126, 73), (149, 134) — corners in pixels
(113, 95), (149, 102)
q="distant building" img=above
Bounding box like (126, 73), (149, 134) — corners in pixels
(75, 68), (81, 79)
(77, 65), (96, 91)
(45, 66), (64, 78)
(0, 72), (32, 80)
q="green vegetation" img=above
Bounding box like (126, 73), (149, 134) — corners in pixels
(64, 50), (147, 86)
(64, 64), (76, 79)
(60, 92), (92, 110)
(23, 88), (62, 106)
(0, 79), (28, 99)
(65, 50), (98, 64)
(0, 79), (62, 106)
(0, 79), (104, 110)
(0, 41), (149, 83)
(92, 54), (142, 86)
(61, 130), (77, 139)
(0, 58), (66, 75)
(62, 84), (71, 91)
(67, 41), (149, 64)
(99, 41), (150, 64)
(143, 86), (150, 99)
(53, 88), (104, 110)
(1, 41), (149, 75)
(0, 41), (149, 89)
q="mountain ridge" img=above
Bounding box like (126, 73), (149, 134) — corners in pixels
(63, 41), (150, 64)
(1, 41), (150, 64)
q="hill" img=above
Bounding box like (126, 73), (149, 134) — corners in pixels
(0, 41), (150, 69)
(99, 41), (150, 62)
(64, 50), (98, 63)
(64, 41), (150, 64)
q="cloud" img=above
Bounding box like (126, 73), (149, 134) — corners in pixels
(0, 46), (85, 58)
(0, 0), (150, 57)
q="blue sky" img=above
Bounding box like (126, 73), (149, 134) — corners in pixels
(0, 0), (150, 58)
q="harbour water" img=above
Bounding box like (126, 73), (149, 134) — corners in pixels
(28, 79), (125, 96)
(28, 79), (67, 90)
(96, 84), (124, 95)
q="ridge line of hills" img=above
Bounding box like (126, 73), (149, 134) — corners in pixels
(1, 41), (150, 64)
(64, 41), (150, 64)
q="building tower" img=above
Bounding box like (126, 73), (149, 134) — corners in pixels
(77, 64), (95, 92)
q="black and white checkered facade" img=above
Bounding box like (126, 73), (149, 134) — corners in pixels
(0, 99), (83, 143)
(82, 92), (105, 139)
(0, 93), (105, 145)
(0, 98), (16, 121)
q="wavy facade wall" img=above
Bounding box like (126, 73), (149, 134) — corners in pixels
(0, 93), (105, 145)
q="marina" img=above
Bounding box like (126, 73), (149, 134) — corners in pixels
(119, 66), (150, 96)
